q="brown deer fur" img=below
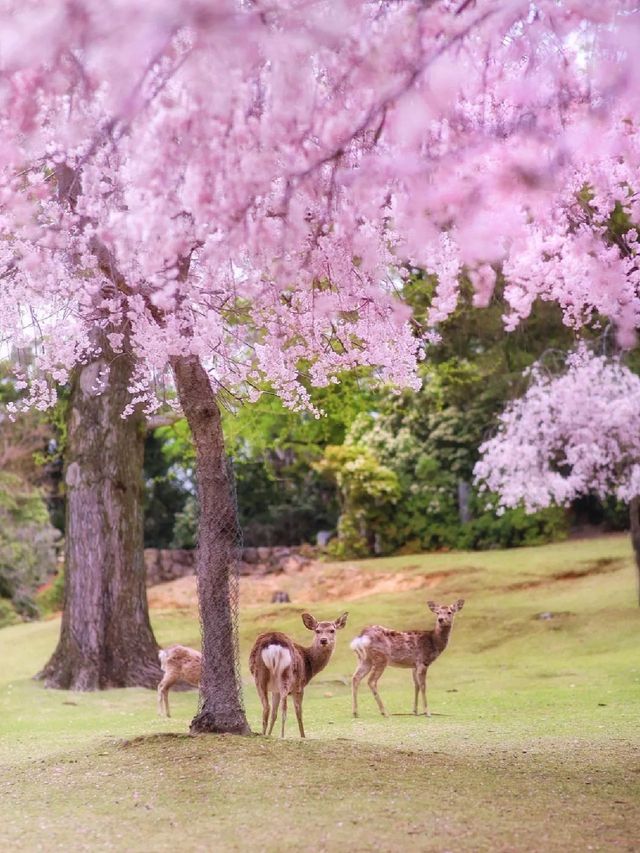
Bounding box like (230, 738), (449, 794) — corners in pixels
(351, 599), (464, 718)
(157, 644), (201, 717)
(249, 612), (348, 738)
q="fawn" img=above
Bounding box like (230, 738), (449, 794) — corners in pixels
(157, 644), (201, 717)
(249, 611), (348, 738)
(350, 599), (464, 718)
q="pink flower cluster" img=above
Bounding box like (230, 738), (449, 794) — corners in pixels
(475, 350), (640, 508)
(0, 1), (638, 411)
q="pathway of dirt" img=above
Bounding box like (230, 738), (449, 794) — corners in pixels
(146, 561), (462, 610)
(146, 554), (628, 611)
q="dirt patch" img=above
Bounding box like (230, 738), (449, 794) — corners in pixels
(119, 733), (197, 748)
(506, 557), (625, 592)
(147, 578), (200, 610)
(147, 561), (467, 610)
(554, 557), (623, 580)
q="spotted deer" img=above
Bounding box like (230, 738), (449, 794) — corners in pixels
(157, 644), (201, 717)
(249, 611), (348, 738)
(350, 599), (465, 718)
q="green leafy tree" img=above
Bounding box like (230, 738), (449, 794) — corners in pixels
(0, 472), (60, 622)
(319, 282), (573, 557)
(154, 374), (375, 547)
(315, 445), (401, 557)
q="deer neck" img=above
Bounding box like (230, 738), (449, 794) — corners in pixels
(433, 622), (452, 653)
(302, 643), (333, 683)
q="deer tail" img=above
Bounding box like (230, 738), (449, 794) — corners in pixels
(261, 644), (293, 692)
(350, 635), (371, 661)
(158, 648), (169, 671)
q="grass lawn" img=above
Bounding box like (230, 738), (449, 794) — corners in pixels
(0, 535), (638, 851)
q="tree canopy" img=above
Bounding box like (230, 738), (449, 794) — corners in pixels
(0, 1), (638, 415)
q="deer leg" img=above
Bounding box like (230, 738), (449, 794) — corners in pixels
(368, 663), (389, 717)
(280, 694), (288, 739)
(267, 690), (281, 736)
(292, 691), (305, 738)
(419, 666), (430, 716)
(351, 658), (372, 718)
(256, 682), (270, 735)
(412, 667), (421, 715)
(157, 676), (175, 717)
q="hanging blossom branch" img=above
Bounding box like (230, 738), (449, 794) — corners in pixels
(474, 349), (640, 511)
(0, 0), (639, 415)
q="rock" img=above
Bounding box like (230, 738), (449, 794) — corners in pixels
(271, 591), (291, 603)
(316, 531), (333, 547)
(273, 547), (291, 560)
(144, 548), (195, 586)
(282, 555), (309, 573)
(144, 545), (315, 585)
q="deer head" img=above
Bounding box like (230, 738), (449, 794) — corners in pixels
(302, 612), (349, 649)
(427, 599), (465, 628)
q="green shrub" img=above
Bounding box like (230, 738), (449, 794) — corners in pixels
(171, 495), (198, 549)
(320, 407), (568, 559)
(0, 472), (60, 618)
(458, 500), (568, 550)
(0, 597), (19, 629)
(316, 445), (401, 557)
(35, 567), (65, 616)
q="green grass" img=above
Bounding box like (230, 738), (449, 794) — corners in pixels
(1, 535), (639, 851)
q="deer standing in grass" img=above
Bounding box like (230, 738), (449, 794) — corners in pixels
(249, 612), (348, 738)
(157, 645), (201, 717)
(350, 599), (465, 718)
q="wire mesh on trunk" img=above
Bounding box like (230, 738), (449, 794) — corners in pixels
(190, 457), (248, 733)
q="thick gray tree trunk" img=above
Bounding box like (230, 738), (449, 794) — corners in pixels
(629, 497), (640, 607)
(40, 343), (160, 689)
(171, 355), (250, 735)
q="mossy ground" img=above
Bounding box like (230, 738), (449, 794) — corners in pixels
(1, 535), (638, 851)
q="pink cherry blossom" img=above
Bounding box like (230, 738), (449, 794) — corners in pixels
(0, 1), (637, 411)
(475, 349), (640, 508)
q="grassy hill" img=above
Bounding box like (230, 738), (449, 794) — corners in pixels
(0, 535), (638, 851)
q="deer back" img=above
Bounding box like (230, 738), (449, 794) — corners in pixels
(249, 631), (309, 688)
(160, 644), (202, 686)
(360, 626), (447, 667)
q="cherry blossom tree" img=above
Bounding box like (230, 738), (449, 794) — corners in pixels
(475, 349), (640, 602)
(1, 0), (640, 731)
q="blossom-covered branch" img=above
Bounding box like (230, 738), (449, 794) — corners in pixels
(0, 1), (639, 412)
(474, 350), (640, 510)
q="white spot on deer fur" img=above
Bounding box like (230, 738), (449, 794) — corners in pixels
(350, 636), (371, 659)
(261, 645), (292, 677)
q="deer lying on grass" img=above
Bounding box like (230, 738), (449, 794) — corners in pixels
(350, 599), (464, 718)
(249, 611), (348, 738)
(157, 645), (201, 717)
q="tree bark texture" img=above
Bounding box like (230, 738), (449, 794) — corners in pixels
(171, 355), (250, 735)
(40, 344), (160, 689)
(629, 497), (640, 606)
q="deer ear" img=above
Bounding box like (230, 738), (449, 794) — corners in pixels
(334, 612), (348, 630)
(454, 599), (465, 612)
(427, 601), (438, 613)
(302, 612), (318, 631)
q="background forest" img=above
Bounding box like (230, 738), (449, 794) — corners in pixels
(1, 278), (631, 626)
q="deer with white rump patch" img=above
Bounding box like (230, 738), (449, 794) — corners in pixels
(157, 645), (201, 717)
(249, 611), (348, 738)
(351, 599), (464, 718)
